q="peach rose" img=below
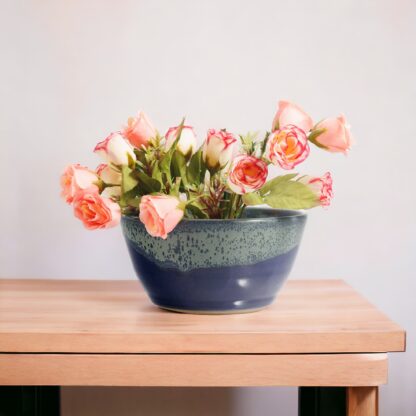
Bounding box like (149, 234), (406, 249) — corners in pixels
(94, 132), (136, 166)
(202, 129), (237, 171)
(266, 125), (310, 170)
(298, 172), (333, 207)
(227, 155), (268, 194)
(73, 187), (121, 229)
(165, 125), (197, 159)
(139, 195), (184, 239)
(60, 164), (99, 204)
(272, 100), (313, 133)
(122, 111), (157, 148)
(311, 114), (353, 154)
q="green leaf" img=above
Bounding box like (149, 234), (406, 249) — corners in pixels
(172, 150), (188, 187)
(187, 147), (206, 185)
(136, 172), (161, 194)
(119, 186), (141, 207)
(259, 174), (298, 196)
(121, 166), (139, 194)
(134, 148), (147, 165)
(242, 192), (264, 206)
(169, 177), (182, 197)
(126, 196), (141, 208)
(159, 157), (172, 184)
(127, 152), (136, 168)
(151, 162), (163, 183)
(159, 144), (177, 183)
(263, 180), (318, 209)
(245, 174), (319, 209)
(120, 171), (160, 206)
(159, 117), (186, 184)
(186, 203), (209, 219)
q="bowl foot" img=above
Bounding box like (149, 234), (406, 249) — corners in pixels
(158, 305), (269, 315)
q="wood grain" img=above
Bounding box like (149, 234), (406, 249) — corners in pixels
(0, 279), (405, 354)
(347, 387), (379, 415)
(0, 353), (387, 387)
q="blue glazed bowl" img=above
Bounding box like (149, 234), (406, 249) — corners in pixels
(121, 208), (307, 314)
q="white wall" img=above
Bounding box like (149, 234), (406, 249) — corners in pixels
(1, 0), (415, 414)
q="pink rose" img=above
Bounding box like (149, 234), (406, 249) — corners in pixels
(272, 100), (313, 133)
(94, 132), (136, 166)
(227, 155), (268, 194)
(310, 114), (353, 154)
(73, 187), (121, 229)
(266, 125), (310, 170)
(202, 129), (237, 171)
(122, 111), (157, 148)
(139, 195), (184, 239)
(298, 172), (333, 207)
(165, 125), (197, 159)
(60, 164), (99, 204)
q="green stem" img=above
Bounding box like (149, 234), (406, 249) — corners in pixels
(227, 194), (244, 219)
(260, 131), (271, 157)
(234, 195), (244, 218)
(227, 193), (236, 219)
(238, 203), (246, 218)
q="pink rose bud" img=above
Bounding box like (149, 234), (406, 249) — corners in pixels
(73, 187), (121, 229)
(165, 125), (197, 159)
(272, 100), (314, 133)
(139, 195), (184, 239)
(101, 186), (121, 200)
(96, 163), (121, 185)
(266, 125), (310, 170)
(202, 129), (237, 171)
(94, 132), (136, 166)
(60, 164), (99, 204)
(310, 114), (353, 154)
(96, 164), (121, 199)
(122, 111), (157, 148)
(298, 172), (333, 207)
(227, 155), (268, 195)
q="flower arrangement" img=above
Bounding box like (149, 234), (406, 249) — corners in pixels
(61, 101), (352, 239)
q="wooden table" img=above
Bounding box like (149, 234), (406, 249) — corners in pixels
(0, 279), (405, 415)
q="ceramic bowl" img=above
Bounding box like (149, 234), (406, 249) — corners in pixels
(121, 208), (307, 314)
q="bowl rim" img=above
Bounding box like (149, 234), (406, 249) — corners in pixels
(122, 207), (307, 224)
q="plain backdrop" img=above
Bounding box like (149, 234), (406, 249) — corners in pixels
(1, 0), (415, 415)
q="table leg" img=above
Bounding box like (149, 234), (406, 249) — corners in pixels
(347, 387), (378, 416)
(298, 387), (346, 415)
(0, 386), (60, 416)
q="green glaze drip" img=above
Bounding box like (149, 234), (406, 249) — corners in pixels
(121, 215), (305, 272)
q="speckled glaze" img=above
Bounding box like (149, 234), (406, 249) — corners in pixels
(121, 208), (307, 314)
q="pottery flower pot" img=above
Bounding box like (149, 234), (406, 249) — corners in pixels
(121, 208), (307, 314)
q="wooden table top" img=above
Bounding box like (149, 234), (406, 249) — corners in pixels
(0, 279), (405, 354)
